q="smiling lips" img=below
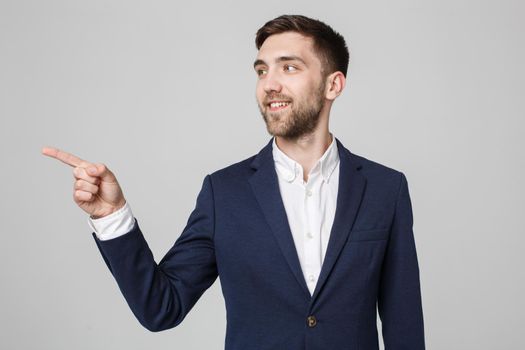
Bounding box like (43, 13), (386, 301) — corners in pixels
(268, 100), (291, 112)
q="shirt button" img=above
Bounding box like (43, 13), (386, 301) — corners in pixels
(306, 190), (312, 197)
(308, 275), (316, 282)
(306, 232), (313, 239)
(307, 315), (317, 328)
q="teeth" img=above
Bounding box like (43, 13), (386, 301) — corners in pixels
(270, 102), (290, 108)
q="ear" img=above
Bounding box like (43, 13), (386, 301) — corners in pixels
(325, 71), (346, 100)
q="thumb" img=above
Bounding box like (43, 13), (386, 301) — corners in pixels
(87, 163), (116, 181)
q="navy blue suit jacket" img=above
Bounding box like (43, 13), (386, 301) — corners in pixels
(93, 137), (425, 349)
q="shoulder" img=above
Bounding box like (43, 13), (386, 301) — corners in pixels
(352, 152), (403, 178)
(207, 153), (257, 184)
(208, 138), (272, 182)
(343, 146), (407, 194)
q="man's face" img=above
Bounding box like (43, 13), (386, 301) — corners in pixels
(254, 32), (327, 139)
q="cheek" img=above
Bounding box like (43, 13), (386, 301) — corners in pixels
(255, 85), (265, 104)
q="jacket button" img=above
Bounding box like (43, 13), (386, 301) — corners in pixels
(307, 315), (317, 328)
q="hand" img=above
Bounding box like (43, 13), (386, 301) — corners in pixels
(41, 147), (127, 219)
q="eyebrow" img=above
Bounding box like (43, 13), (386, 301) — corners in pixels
(253, 55), (307, 68)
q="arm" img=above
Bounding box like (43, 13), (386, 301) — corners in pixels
(92, 175), (218, 332)
(378, 172), (426, 349)
(42, 147), (218, 332)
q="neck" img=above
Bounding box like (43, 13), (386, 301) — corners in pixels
(274, 123), (333, 182)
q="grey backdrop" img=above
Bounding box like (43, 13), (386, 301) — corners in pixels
(1, 0), (524, 349)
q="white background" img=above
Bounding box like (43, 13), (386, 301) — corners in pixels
(1, 0), (523, 348)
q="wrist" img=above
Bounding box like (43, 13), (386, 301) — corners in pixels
(91, 200), (127, 220)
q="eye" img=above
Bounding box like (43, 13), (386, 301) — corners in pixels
(284, 64), (297, 72)
(256, 68), (267, 77)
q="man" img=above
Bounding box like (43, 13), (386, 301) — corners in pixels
(42, 14), (425, 350)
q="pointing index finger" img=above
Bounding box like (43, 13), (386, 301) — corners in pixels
(41, 147), (90, 168)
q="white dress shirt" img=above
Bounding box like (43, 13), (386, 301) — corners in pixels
(271, 134), (340, 295)
(88, 134), (340, 295)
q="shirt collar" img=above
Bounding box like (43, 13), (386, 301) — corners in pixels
(272, 133), (339, 184)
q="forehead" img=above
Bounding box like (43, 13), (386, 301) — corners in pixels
(256, 31), (319, 64)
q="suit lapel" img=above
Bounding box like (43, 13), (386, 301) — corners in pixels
(248, 137), (367, 303)
(310, 138), (366, 304)
(249, 138), (311, 299)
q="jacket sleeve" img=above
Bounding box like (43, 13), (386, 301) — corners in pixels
(92, 174), (218, 332)
(377, 172), (426, 349)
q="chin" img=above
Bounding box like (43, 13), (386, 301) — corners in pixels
(265, 122), (283, 137)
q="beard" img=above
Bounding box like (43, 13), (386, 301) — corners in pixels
(258, 81), (326, 140)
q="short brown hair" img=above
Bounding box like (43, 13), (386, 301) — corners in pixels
(255, 15), (350, 77)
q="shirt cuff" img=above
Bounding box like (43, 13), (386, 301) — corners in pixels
(87, 201), (136, 241)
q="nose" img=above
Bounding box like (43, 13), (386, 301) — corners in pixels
(262, 71), (282, 94)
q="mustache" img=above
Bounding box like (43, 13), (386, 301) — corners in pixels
(263, 93), (293, 105)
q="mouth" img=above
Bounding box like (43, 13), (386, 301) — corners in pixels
(267, 101), (291, 112)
